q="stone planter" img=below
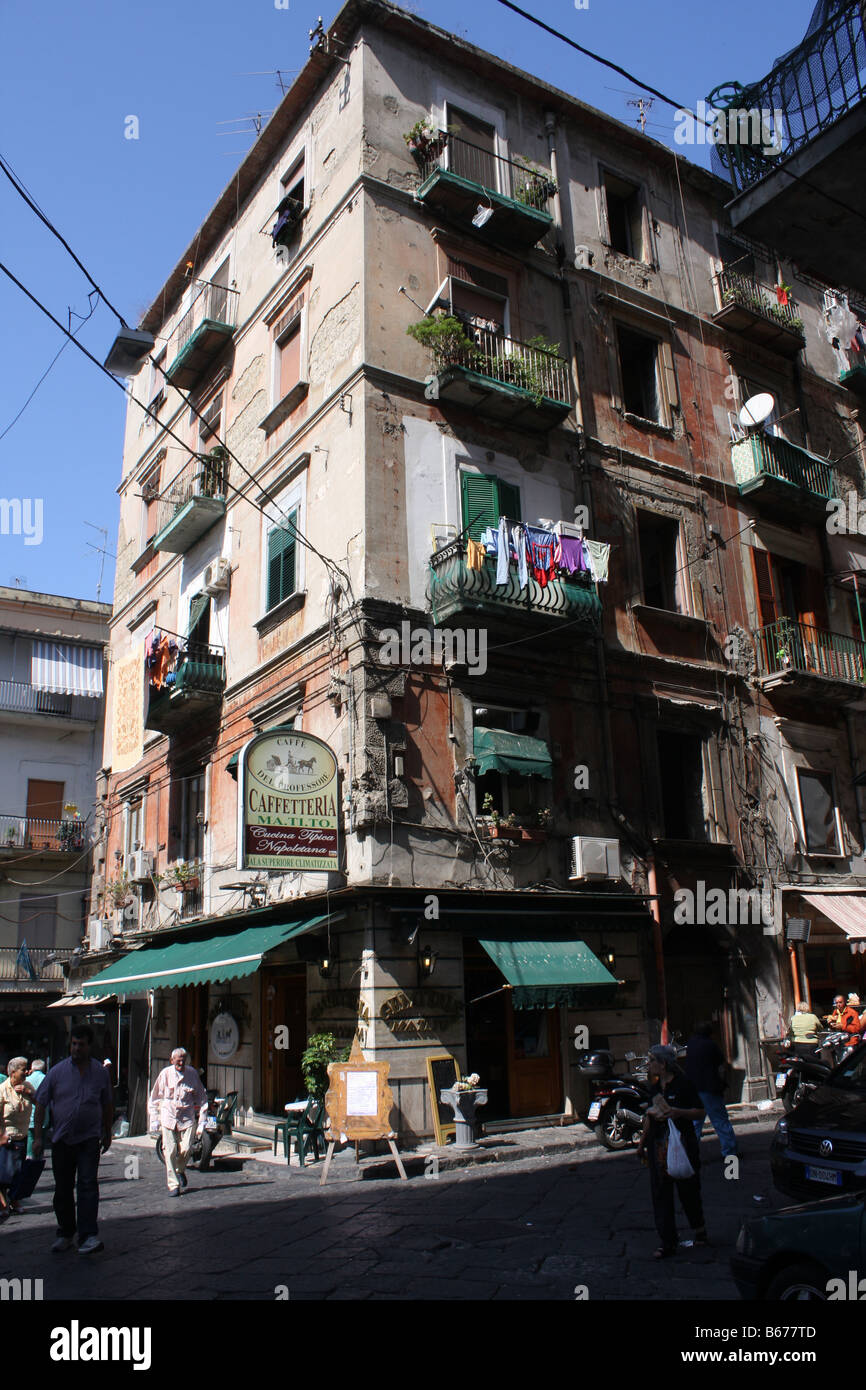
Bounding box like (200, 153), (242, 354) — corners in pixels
(440, 1087), (488, 1148)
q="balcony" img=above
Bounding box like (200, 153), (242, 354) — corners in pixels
(145, 636), (226, 735)
(429, 539), (601, 631)
(152, 449), (229, 554)
(0, 812), (87, 856)
(0, 679), (100, 722)
(730, 432), (836, 518)
(424, 328), (572, 432)
(0, 946), (75, 989)
(414, 133), (554, 248)
(755, 618), (866, 705)
(712, 269), (805, 355)
(165, 281), (239, 389)
(713, 2), (866, 292)
(840, 359), (866, 398)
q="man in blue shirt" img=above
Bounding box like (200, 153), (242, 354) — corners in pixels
(33, 1025), (113, 1254)
(685, 1021), (738, 1159)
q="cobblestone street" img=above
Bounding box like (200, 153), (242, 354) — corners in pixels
(0, 1120), (778, 1301)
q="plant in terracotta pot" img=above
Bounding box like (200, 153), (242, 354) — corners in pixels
(163, 860), (202, 892)
(105, 873), (133, 909)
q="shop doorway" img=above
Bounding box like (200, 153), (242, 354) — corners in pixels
(463, 940), (563, 1120)
(260, 967), (306, 1113)
(176, 984), (208, 1074)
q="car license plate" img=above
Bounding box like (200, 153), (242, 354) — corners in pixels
(805, 1165), (842, 1186)
(775, 1071), (787, 1091)
(587, 1102), (602, 1121)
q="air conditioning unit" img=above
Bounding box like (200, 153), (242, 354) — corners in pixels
(570, 836), (621, 881)
(127, 849), (154, 882)
(203, 557), (230, 595)
(554, 519), (584, 538)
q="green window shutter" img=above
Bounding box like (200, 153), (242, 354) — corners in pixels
(267, 510), (297, 610)
(460, 474), (522, 540)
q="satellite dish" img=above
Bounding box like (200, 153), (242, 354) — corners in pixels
(739, 393), (775, 431)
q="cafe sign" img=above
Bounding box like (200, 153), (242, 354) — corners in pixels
(238, 728), (339, 872)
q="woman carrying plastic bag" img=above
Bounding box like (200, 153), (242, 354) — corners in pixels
(636, 1044), (707, 1259)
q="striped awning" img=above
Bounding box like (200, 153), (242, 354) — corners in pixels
(801, 892), (866, 940)
(31, 641), (103, 697)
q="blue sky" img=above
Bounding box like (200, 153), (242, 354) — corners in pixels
(0, 0), (817, 602)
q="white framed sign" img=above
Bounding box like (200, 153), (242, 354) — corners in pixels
(238, 727), (339, 872)
(211, 1012), (240, 1061)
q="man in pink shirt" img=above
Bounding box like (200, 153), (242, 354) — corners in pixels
(148, 1048), (208, 1196)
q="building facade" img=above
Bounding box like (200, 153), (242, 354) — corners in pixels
(0, 587), (109, 1066)
(78, 0), (866, 1137)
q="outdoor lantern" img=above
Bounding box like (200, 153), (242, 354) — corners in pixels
(600, 945), (616, 972)
(104, 327), (155, 378)
(419, 945), (437, 978)
(319, 953), (337, 979)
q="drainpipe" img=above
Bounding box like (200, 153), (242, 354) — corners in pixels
(646, 854), (669, 1044)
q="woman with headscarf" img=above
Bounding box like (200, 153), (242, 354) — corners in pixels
(0, 1057), (36, 1215)
(636, 1043), (707, 1259)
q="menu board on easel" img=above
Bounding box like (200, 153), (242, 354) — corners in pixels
(320, 1035), (408, 1184)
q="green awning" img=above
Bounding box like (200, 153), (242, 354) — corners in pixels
(478, 938), (617, 1010)
(473, 727), (552, 778)
(81, 914), (329, 1000)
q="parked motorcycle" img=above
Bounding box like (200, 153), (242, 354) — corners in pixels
(773, 1033), (846, 1112)
(576, 1049), (653, 1150)
(154, 1090), (238, 1171)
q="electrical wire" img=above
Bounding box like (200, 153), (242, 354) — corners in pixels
(0, 291), (99, 445)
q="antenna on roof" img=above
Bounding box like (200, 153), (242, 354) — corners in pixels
(84, 523), (113, 604)
(309, 16), (349, 64)
(237, 70), (297, 95)
(627, 96), (655, 134)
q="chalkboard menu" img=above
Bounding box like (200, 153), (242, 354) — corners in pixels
(426, 1053), (460, 1146)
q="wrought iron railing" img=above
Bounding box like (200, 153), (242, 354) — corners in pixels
(710, 1), (866, 193)
(429, 539), (601, 626)
(0, 946), (75, 982)
(756, 617), (866, 683)
(148, 633), (226, 700)
(435, 326), (571, 405)
(731, 432), (836, 500)
(155, 450), (230, 535)
(173, 281), (239, 358)
(417, 133), (556, 213)
(0, 678), (100, 722)
(0, 812), (88, 854)
(715, 268), (804, 332)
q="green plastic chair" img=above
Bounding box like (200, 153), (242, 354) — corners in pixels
(273, 1099), (326, 1165)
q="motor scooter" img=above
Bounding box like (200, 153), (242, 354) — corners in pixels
(576, 1049), (653, 1150)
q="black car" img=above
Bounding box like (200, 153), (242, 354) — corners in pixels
(771, 1042), (866, 1200)
(732, 1192), (866, 1300)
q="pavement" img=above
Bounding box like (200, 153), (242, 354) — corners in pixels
(0, 1113), (782, 1300)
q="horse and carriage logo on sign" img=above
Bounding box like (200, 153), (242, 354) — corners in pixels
(265, 751), (318, 788)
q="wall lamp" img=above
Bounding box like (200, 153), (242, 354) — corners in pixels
(319, 952), (338, 980)
(418, 945), (437, 979)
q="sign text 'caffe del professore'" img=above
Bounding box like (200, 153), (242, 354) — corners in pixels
(238, 728), (339, 872)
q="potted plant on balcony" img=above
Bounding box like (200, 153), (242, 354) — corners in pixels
(513, 158), (557, 208)
(521, 807), (553, 842)
(59, 804), (84, 852)
(4, 825), (17, 849)
(480, 794), (520, 841)
(163, 860), (202, 893)
(406, 314), (477, 371)
(505, 334), (562, 406)
(105, 873), (133, 910)
(403, 117), (446, 165)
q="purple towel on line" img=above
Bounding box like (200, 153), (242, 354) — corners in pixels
(554, 536), (588, 574)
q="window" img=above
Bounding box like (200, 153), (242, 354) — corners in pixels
(198, 391), (223, 444)
(147, 348), (166, 415)
(170, 770), (205, 917)
(603, 172), (644, 260)
(750, 550), (828, 629)
(273, 157), (306, 263)
(140, 454), (163, 550)
(618, 325), (661, 422)
(657, 731), (707, 840)
(431, 259), (510, 339)
(796, 769), (843, 855)
(460, 471), (521, 540)
(26, 779), (65, 846)
(266, 511), (298, 611)
(186, 593), (211, 651)
(271, 292), (306, 408)
(472, 705), (549, 819)
(124, 800), (143, 862)
(18, 892), (58, 950)
(717, 234), (754, 279)
(637, 510), (682, 611)
(446, 105), (498, 191)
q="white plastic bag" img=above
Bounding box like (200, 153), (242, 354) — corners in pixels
(666, 1119), (695, 1180)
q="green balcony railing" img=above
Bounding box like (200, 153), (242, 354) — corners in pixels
(715, 268), (804, 334)
(429, 540), (601, 628)
(731, 432), (836, 502)
(756, 618), (866, 685)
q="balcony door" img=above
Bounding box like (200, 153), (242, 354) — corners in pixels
(26, 779), (64, 849)
(446, 105), (499, 193)
(187, 593), (211, 655)
(460, 470), (520, 540)
(260, 967), (307, 1112)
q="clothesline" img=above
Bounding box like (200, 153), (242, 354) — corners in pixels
(470, 517), (610, 587)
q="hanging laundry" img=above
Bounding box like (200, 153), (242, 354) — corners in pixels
(496, 517), (510, 586)
(513, 522), (529, 588)
(583, 538), (610, 584)
(554, 535), (589, 576)
(150, 635), (173, 690)
(480, 526), (499, 556)
(466, 538), (486, 571)
(525, 525), (556, 587)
